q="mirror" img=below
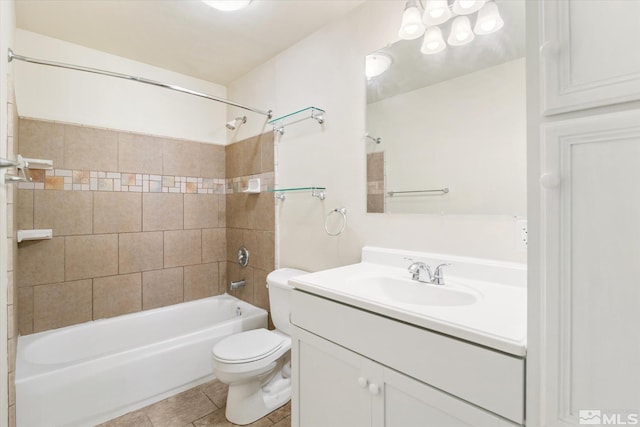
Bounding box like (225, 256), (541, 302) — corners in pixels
(366, 0), (526, 215)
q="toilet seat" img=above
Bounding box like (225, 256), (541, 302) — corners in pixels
(213, 329), (285, 364)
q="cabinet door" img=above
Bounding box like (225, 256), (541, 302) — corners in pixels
(539, 110), (640, 426)
(540, 0), (640, 115)
(292, 327), (374, 427)
(381, 367), (519, 427)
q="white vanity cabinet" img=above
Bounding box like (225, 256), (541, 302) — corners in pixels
(291, 290), (524, 427)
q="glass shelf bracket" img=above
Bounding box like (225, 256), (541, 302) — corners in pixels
(268, 106), (325, 135)
(268, 186), (326, 201)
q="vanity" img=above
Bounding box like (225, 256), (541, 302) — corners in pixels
(289, 247), (526, 427)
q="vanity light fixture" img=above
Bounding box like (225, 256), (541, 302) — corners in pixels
(474, 1), (504, 35)
(401, 0), (504, 55)
(398, 0), (426, 40)
(202, 0), (253, 11)
(365, 53), (392, 79)
(447, 16), (475, 46)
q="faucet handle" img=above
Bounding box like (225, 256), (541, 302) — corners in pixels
(433, 263), (451, 285)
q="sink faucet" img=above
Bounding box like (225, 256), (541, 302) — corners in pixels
(433, 263), (451, 285)
(407, 262), (433, 284)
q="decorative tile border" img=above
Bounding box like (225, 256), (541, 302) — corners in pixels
(18, 169), (275, 195)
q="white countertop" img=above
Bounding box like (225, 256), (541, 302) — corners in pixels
(291, 261), (527, 357)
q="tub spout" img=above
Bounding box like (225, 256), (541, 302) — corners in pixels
(230, 280), (246, 290)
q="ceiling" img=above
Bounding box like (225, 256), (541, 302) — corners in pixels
(15, 0), (364, 85)
(367, 0), (526, 103)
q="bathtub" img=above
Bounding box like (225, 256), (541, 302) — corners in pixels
(16, 294), (267, 427)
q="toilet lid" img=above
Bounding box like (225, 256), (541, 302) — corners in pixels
(213, 329), (285, 364)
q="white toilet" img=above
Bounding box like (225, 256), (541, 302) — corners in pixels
(212, 268), (307, 425)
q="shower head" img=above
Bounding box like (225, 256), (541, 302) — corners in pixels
(226, 116), (247, 130)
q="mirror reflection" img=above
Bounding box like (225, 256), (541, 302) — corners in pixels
(366, 0), (526, 215)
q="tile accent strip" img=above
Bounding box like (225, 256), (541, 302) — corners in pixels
(18, 168), (274, 195)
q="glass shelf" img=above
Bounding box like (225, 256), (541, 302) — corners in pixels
(268, 106), (325, 135)
(268, 186), (326, 201)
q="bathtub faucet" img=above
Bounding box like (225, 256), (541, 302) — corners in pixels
(230, 280), (246, 290)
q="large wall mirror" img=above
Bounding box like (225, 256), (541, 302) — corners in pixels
(366, 0), (526, 215)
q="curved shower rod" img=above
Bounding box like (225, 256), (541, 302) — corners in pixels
(7, 49), (273, 118)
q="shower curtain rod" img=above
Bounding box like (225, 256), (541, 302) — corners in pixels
(7, 49), (273, 118)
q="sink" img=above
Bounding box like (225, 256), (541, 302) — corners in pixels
(347, 276), (479, 307)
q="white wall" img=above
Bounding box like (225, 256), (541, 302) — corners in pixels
(228, 1), (527, 271)
(15, 30), (228, 144)
(367, 58), (526, 216)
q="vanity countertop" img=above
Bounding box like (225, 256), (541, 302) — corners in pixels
(290, 248), (526, 357)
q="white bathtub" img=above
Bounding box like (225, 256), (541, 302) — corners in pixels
(16, 294), (267, 427)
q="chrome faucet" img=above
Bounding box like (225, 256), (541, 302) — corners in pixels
(433, 263), (451, 285)
(407, 261), (433, 284)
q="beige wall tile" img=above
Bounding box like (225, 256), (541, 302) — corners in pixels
(119, 232), (164, 274)
(8, 336), (16, 373)
(34, 190), (93, 236)
(142, 268), (183, 310)
(142, 193), (183, 231)
(164, 230), (202, 268)
(251, 192), (275, 232)
(260, 131), (275, 173)
(225, 193), (249, 229)
(217, 195), (226, 228)
(240, 230), (275, 271)
(17, 238), (64, 287)
(225, 135), (260, 178)
(202, 228), (226, 263)
(218, 261), (227, 295)
(226, 227), (243, 262)
(253, 268), (270, 312)
(118, 132), (163, 174)
(184, 263), (219, 301)
(162, 138), (201, 176)
(200, 143), (225, 179)
(18, 119), (64, 167)
(33, 280), (92, 332)
(94, 192), (142, 234)
(367, 152), (384, 181)
(64, 125), (118, 171)
(17, 189), (33, 231)
(65, 234), (118, 281)
(93, 273), (142, 319)
(17, 287), (33, 335)
(184, 194), (218, 229)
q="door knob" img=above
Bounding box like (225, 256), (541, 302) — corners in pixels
(357, 377), (368, 388)
(540, 173), (560, 189)
(368, 383), (380, 395)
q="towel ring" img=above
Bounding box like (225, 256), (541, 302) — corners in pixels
(325, 208), (347, 236)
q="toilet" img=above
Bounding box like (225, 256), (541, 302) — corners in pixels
(212, 268), (307, 425)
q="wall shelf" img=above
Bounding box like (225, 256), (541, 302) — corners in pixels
(269, 186), (326, 201)
(268, 106), (325, 135)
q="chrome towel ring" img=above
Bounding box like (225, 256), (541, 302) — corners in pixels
(325, 208), (347, 236)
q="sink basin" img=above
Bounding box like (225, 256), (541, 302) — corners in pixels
(347, 276), (479, 307)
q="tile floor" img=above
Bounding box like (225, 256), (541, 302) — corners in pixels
(98, 379), (291, 427)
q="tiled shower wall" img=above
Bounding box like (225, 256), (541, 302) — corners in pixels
(16, 118), (228, 334)
(367, 152), (384, 213)
(6, 78), (19, 427)
(224, 132), (275, 315)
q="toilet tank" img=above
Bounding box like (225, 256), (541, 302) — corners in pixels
(267, 268), (308, 335)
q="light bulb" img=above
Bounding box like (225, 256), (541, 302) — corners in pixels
(202, 0), (252, 11)
(452, 0), (486, 15)
(365, 54), (392, 79)
(423, 0), (452, 26)
(474, 2), (504, 35)
(421, 27), (446, 55)
(398, 1), (426, 40)
(447, 16), (475, 46)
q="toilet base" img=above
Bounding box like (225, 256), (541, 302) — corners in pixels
(225, 360), (292, 425)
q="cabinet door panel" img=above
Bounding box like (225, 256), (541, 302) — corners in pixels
(541, 110), (640, 426)
(541, 0), (640, 114)
(382, 368), (519, 427)
(294, 329), (372, 427)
